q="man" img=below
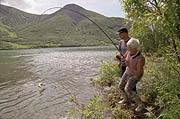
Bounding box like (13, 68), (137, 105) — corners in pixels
(115, 27), (137, 91)
(116, 27), (130, 76)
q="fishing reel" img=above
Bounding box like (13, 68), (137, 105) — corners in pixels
(116, 55), (121, 60)
(115, 51), (122, 60)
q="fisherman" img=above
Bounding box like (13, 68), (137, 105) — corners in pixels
(118, 38), (145, 112)
(115, 27), (137, 92)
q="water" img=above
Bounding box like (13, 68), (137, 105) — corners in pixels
(0, 46), (116, 119)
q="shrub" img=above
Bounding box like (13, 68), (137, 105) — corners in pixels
(141, 57), (180, 119)
(95, 59), (121, 86)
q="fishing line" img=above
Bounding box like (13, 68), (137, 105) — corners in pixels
(41, 6), (123, 56)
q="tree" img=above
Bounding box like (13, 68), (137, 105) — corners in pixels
(119, 0), (180, 74)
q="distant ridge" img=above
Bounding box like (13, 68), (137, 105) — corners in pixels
(0, 4), (39, 26)
(0, 4), (10, 18)
(0, 4), (129, 50)
(60, 4), (87, 23)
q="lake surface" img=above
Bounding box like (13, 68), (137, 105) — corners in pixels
(0, 46), (116, 119)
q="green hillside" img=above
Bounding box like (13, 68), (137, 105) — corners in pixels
(0, 4), (128, 49)
(0, 4), (40, 27)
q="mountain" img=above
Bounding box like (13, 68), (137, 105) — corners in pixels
(0, 4), (41, 27)
(61, 4), (87, 23)
(0, 4), (129, 49)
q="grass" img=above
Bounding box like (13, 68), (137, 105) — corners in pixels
(0, 41), (34, 49)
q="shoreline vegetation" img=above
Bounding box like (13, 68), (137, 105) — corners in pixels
(0, 43), (113, 50)
(68, 56), (180, 119)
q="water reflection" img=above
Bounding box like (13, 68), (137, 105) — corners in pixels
(0, 46), (115, 119)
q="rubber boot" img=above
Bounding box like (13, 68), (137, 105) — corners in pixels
(118, 91), (128, 104)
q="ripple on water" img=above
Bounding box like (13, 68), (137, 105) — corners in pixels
(0, 47), (115, 119)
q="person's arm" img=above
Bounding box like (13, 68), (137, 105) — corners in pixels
(115, 40), (122, 62)
(136, 57), (145, 76)
(124, 51), (129, 67)
(123, 51), (128, 59)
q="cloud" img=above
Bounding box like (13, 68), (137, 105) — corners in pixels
(0, 0), (125, 17)
(1, 0), (34, 9)
(18, 0), (102, 14)
(1, 0), (107, 11)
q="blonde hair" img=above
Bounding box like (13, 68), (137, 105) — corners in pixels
(127, 38), (140, 50)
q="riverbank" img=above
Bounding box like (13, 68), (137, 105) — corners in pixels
(0, 42), (112, 50)
(68, 56), (180, 118)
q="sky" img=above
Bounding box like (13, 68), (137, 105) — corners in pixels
(0, 0), (126, 18)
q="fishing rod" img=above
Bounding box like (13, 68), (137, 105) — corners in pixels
(41, 6), (124, 57)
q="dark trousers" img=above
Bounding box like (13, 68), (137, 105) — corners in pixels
(121, 65), (137, 92)
(121, 65), (126, 77)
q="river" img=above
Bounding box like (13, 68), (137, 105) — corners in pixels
(0, 46), (116, 119)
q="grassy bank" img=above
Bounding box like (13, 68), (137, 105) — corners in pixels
(0, 40), (112, 50)
(68, 55), (180, 119)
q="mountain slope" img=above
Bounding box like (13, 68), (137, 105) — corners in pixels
(0, 4), (41, 27)
(0, 4), (129, 49)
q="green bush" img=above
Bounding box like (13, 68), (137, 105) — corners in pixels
(95, 59), (121, 86)
(68, 96), (109, 119)
(141, 58), (180, 119)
